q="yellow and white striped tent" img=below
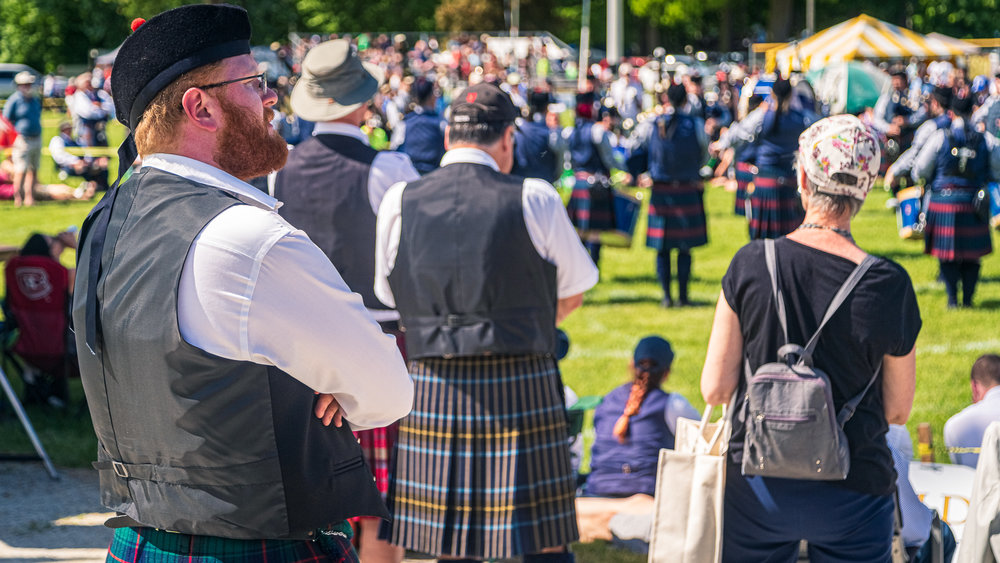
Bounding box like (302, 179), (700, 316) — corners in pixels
(768, 14), (980, 74)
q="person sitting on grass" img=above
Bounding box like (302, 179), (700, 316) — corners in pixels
(48, 121), (110, 193)
(585, 335), (699, 498)
(0, 157), (95, 202)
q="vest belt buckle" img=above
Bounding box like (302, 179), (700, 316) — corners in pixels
(112, 461), (129, 478)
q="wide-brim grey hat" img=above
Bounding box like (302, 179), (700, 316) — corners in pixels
(291, 39), (384, 122)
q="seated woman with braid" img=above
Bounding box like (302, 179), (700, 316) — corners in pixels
(585, 335), (699, 498)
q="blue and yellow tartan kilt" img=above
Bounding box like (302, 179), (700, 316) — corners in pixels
(566, 174), (616, 233)
(645, 181), (708, 251)
(924, 188), (993, 261)
(385, 355), (579, 559)
(747, 167), (804, 239)
(733, 161), (754, 216)
(106, 525), (357, 563)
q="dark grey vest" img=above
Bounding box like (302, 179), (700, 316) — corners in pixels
(388, 162), (558, 359)
(274, 134), (386, 310)
(72, 168), (388, 539)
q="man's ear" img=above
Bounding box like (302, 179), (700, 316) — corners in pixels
(180, 88), (223, 132)
(443, 125), (451, 150)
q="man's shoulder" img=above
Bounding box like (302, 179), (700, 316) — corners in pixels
(944, 398), (1000, 438)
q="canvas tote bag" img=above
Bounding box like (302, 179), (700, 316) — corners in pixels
(647, 404), (729, 563)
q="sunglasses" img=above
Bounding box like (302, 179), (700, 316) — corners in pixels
(197, 72), (268, 95)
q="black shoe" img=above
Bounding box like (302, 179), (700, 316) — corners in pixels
(660, 298), (673, 308)
(677, 298), (691, 307)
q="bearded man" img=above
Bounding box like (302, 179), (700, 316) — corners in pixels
(71, 5), (412, 562)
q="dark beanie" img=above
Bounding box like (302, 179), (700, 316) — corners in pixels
(666, 83), (687, 107)
(112, 4), (252, 130)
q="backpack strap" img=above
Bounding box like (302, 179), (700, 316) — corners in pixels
(763, 239), (789, 344)
(802, 254), (878, 356)
(836, 359), (882, 427)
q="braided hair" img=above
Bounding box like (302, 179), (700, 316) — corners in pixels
(612, 359), (668, 443)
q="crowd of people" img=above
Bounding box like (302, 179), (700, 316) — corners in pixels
(3, 4), (1000, 563)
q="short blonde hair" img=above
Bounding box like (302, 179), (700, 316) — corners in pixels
(133, 62), (223, 156)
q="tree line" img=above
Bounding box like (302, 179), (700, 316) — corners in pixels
(2, 0), (997, 74)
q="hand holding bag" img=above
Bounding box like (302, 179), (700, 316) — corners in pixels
(648, 405), (729, 563)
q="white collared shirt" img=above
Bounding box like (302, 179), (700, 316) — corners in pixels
(310, 121), (420, 214)
(374, 147), (599, 308)
(143, 154), (413, 431)
(944, 385), (1000, 468)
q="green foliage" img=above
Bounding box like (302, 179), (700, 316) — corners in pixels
(296, 0), (437, 34)
(0, 0), (128, 72)
(436, 0), (504, 33)
(911, 0), (1000, 38)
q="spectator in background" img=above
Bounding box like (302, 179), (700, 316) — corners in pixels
(48, 121), (109, 192)
(391, 76), (446, 175)
(609, 63), (642, 124)
(68, 72), (114, 146)
(972, 72), (1000, 138)
(3, 71), (42, 207)
(585, 336), (698, 498)
(945, 354), (1000, 468)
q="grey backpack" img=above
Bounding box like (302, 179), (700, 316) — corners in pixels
(741, 239), (881, 481)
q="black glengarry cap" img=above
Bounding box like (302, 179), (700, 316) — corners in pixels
(112, 4), (252, 130)
(450, 83), (518, 125)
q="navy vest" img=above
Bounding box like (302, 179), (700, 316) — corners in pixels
(569, 120), (608, 174)
(755, 108), (812, 172)
(275, 134), (387, 311)
(512, 120), (559, 183)
(72, 169), (388, 539)
(388, 162), (558, 359)
(648, 113), (703, 182)
(587, 383), (676, 497)
(399, 110), (446, 175)
(934, 125), (990, 190)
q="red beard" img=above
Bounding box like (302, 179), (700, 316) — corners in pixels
(214, 96), (288, 181)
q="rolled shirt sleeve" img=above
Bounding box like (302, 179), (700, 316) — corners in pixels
(179, 204), (413, 431)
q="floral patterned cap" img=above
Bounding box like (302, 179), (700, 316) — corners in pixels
(797, 114), (881, 201)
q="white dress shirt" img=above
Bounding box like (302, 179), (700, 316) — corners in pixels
(68, 88), (114, 121)
(887, 424), (934, 547)
(143, 154), (413, 431)
(374, 147), (599, 308)
(310, 121), (421, 214)
(945, 385), (1000, 468)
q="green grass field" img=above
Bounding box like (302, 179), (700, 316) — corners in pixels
(0, 114), (997, 563)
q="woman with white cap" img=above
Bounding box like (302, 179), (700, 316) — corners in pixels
(701, 115), (921, 562)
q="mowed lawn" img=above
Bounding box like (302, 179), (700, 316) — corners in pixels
(1, 114), (998, 562)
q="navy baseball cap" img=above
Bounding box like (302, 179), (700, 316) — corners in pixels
(633, 336), (674, 370)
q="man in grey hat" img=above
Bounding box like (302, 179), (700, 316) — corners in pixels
(2, 71), (41, 206)
(274, 38), (419, 563)
(375, 82), (597, 562)
(72, 6), (412, 562)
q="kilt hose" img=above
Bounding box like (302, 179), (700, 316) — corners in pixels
(924, 188), (993, 261)
(106, 524), (358, 563)
(385, 355), (579, 559)
(733, 161), (754, 216)
(646, 180), (708, 251)
(747, 167), (804, 239)
(566, 173), (615, 233)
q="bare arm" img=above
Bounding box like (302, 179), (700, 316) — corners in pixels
(882, 346), (916, 425)
(557, 293), (583, 325)
(701, 291), (743, 405)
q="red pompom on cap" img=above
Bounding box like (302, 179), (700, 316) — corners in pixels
(130, 18), (146, 32)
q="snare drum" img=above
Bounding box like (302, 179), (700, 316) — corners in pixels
(989, 182), (1000, 230)
(897, 187), (924, 240)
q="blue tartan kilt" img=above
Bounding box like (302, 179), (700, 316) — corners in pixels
(646, 181), (708, 251)
(106, 525), (358, 563)
(734, 161), (754, 216)
(748, 167), (804, 239)
(924, 187), (993, 261)
(566, 174), (616, 233)
(385, 355), (579, 559)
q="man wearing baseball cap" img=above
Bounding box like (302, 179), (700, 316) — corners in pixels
(375, 82), (598, 561)
(72, 5), (411, 561)
(274, 38), (419, 563)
